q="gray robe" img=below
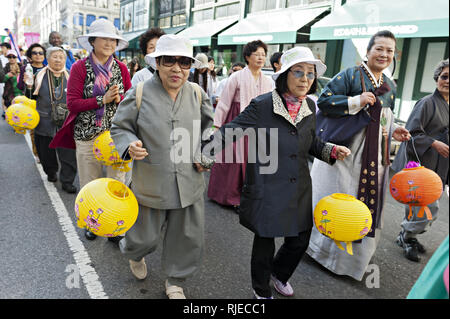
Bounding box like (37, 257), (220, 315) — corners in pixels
(110, 73), (214, 210)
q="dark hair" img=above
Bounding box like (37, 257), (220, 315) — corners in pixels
(26, 43), (47, 60)
(207, 55), (217, 80)
(367, 30), (396, 52)
(243, 40), (268, 65)
(275, 66), (318, 96)
(139, 27), (165, 56)
(1, 42), (11, 49)
(270, 52), (283, 73)
(194, 69), (208, 92)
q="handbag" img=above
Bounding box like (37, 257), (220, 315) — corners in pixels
(316, 66), (372, 146)
(48, 70), (68, 127)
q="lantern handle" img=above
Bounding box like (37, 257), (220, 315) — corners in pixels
(404, 136), (421, 166)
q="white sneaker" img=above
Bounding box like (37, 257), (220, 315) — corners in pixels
(271, 275), (294, 296)
(165, 280), (186, 299)
(129, 258), (147, 280)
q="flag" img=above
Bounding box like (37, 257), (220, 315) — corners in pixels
(4, 28), (22, 63)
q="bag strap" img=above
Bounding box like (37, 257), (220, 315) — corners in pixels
(190, 82), (202, 107)
(136, 81), (144, 111)
(47, 70), (54, 103)
(358, 66), (367, 93)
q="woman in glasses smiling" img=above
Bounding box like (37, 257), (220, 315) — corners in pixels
(203, 46), (350, 298)
(18, 43), (46, 96)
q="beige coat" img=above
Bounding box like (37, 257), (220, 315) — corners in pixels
(111, 73), (214, 209)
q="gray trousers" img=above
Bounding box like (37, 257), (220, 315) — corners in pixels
(119, 199), (205, 287)
(401, 194), (442, 238)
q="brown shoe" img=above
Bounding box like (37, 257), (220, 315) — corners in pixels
(129, 258), (147, 280)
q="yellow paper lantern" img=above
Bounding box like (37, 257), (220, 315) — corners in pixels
(93, 130), (132, 172)
(75, 178), (139, 237)
(313, 193), (372, 255)
(5, 97), (40, 134)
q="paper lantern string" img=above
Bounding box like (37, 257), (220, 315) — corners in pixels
(404, 136), (421, 167)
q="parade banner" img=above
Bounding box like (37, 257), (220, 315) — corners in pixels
(24, 32), (40, 48)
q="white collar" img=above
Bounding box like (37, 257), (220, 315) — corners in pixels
(362, 61), (382, 88)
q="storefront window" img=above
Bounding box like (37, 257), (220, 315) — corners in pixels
(194, 0), (215, 6)
(121, 2), (134, 32)
(216, 3), (240, 18)
(172, 14), (186, 27)
(249, 0), (277, 13)
(159, 0), (172, 15)
(158, 16), (171, 28)
(193, 8), (213, 24)
(173, 0), (186, 11)
(134, 0), (150, 31)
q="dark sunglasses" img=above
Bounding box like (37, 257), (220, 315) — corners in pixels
(439, 74), (449, 81)
(160, 56), (193, 70)
(31, 51), (45, 56)
(7, 56), (16, 59)
(290, 69), (316, 80)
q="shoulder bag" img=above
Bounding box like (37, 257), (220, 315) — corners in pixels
(315, 66), (372, 146)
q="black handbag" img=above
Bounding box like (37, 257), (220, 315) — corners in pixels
(48, 70), (68, 127)
(316, 67), (371, 146)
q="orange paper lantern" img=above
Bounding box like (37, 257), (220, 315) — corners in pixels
(390, 166), (442, 221)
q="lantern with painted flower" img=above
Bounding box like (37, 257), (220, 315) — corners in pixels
(93, 130), (132, 172)
(5, 96), (40, 134)
(313, 193), (372, 255)
(390, 163), (442, 221)
(75, 178), (139, 237)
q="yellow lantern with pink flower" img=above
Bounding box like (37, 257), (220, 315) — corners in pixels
(313, 193), (372, 255)
(5, 96), (40, 134)
(93, 130), (132, 172)
(75, 178), (139, 237)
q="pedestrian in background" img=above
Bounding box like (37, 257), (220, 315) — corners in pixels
(2, 50), (23, 109)
(306, 30), (411, 281)
(207, 55), (219, 107)
(270, 52), (282, 73)
(18, 43), (46, 163)
(48, 31), (76, 70)
(393, 58), (449, 262)
(189, 53), (216, 102)
(208, 40), (273, 211)
(131, 27), (165, 86)
(110, 34), (214, 299)
(29, 47), (77, 193)
(0, 42), (11, 119)
(49, 19), (131, 241)
(128, 57), (142, 80)
(203, 47), (350, 298)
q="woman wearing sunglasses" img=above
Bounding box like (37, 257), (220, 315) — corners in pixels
(17, 43), (46, 95)
(203, 46), (350, 298)
(393, 58), (449, 262)
(50, 19), (131, 241)
(1, 50), (23, 110)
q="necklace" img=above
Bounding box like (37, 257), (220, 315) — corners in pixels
(361, 63), (383, 88)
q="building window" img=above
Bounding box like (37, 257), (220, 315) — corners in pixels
(85, 0), (96, 6)
(158, 16), (171, 28)
(194, 0), (214, 6)
(216, 3), (240, 19)
(286, 0), (329, 7)
(114, 18), (120, 30)
(73, 0), (83, 4)
(159, 0), (172, 15)
(158, 0), (187, 29)
(73, 13), (84, 34)
(121, 2), (134, 32)
(86, 14), (96, 26)
(249, 0), (277, 13)
(134, 0), (150, 31)
(193, 8), (213, 24)
(98, 0), (108, 8)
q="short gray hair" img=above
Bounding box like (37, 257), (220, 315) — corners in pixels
(46, 46), (67, 61)
(433, 58), (449, 82)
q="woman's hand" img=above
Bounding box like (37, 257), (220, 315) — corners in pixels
(393, 127), (411, 142)
(193, 163), (209, 172)
(360, 92), (377, 107)
(335, 145), (351, 160)
(128, 140), (148, 160)
(102, 85), (120, 104)
(432, 140), (449, 158)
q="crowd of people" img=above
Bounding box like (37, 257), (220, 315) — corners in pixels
(1, 19), (448, 299)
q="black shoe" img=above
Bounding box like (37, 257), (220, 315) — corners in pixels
(410, 238), (426, 254)
(47, 173), (57, 182)
(396, 232), (420, 262)
(233, 205), (240, 214)
(108, 236), (123, 245)
(85, 230), (97, 240)
(62, 183), (77, 194)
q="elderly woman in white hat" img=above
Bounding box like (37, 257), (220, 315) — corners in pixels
(50, 19), (131, 241)
(110, 34), (214, 299)
(203, 46), (350, 298)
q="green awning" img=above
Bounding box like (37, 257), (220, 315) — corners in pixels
(218, 7), (329, 45)
(178, 18), (238, 46)
(310, 0), (449, 40)
(122, 30), (145, 50)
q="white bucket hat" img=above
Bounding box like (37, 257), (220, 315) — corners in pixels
(77, 19), (128, 52)
(194, 53), (210, 69)
(146, 34), (202, 69)
(272, 46), (327, 81)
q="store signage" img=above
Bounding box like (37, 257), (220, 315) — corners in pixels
(333, 25), (419, 37)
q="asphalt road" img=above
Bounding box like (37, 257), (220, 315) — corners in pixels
(0, 118), (448, 300)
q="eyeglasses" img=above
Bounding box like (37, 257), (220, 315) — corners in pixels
(160, 56), (193, 70)
(290, 69), (316, 80)
(7, 56), (16, 59)
(31, 51), (45, 56)
(250, 53), (266, 58)
(439, 74), (449, 81)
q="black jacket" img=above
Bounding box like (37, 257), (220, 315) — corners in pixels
(207, 90), (335, 237)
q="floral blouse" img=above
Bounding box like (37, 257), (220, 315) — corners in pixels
(73, 58), (125, 141)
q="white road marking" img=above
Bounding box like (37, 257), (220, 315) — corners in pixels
(24, 132), (108, 299)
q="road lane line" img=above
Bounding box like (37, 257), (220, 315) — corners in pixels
(24, 132), (108, 299)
